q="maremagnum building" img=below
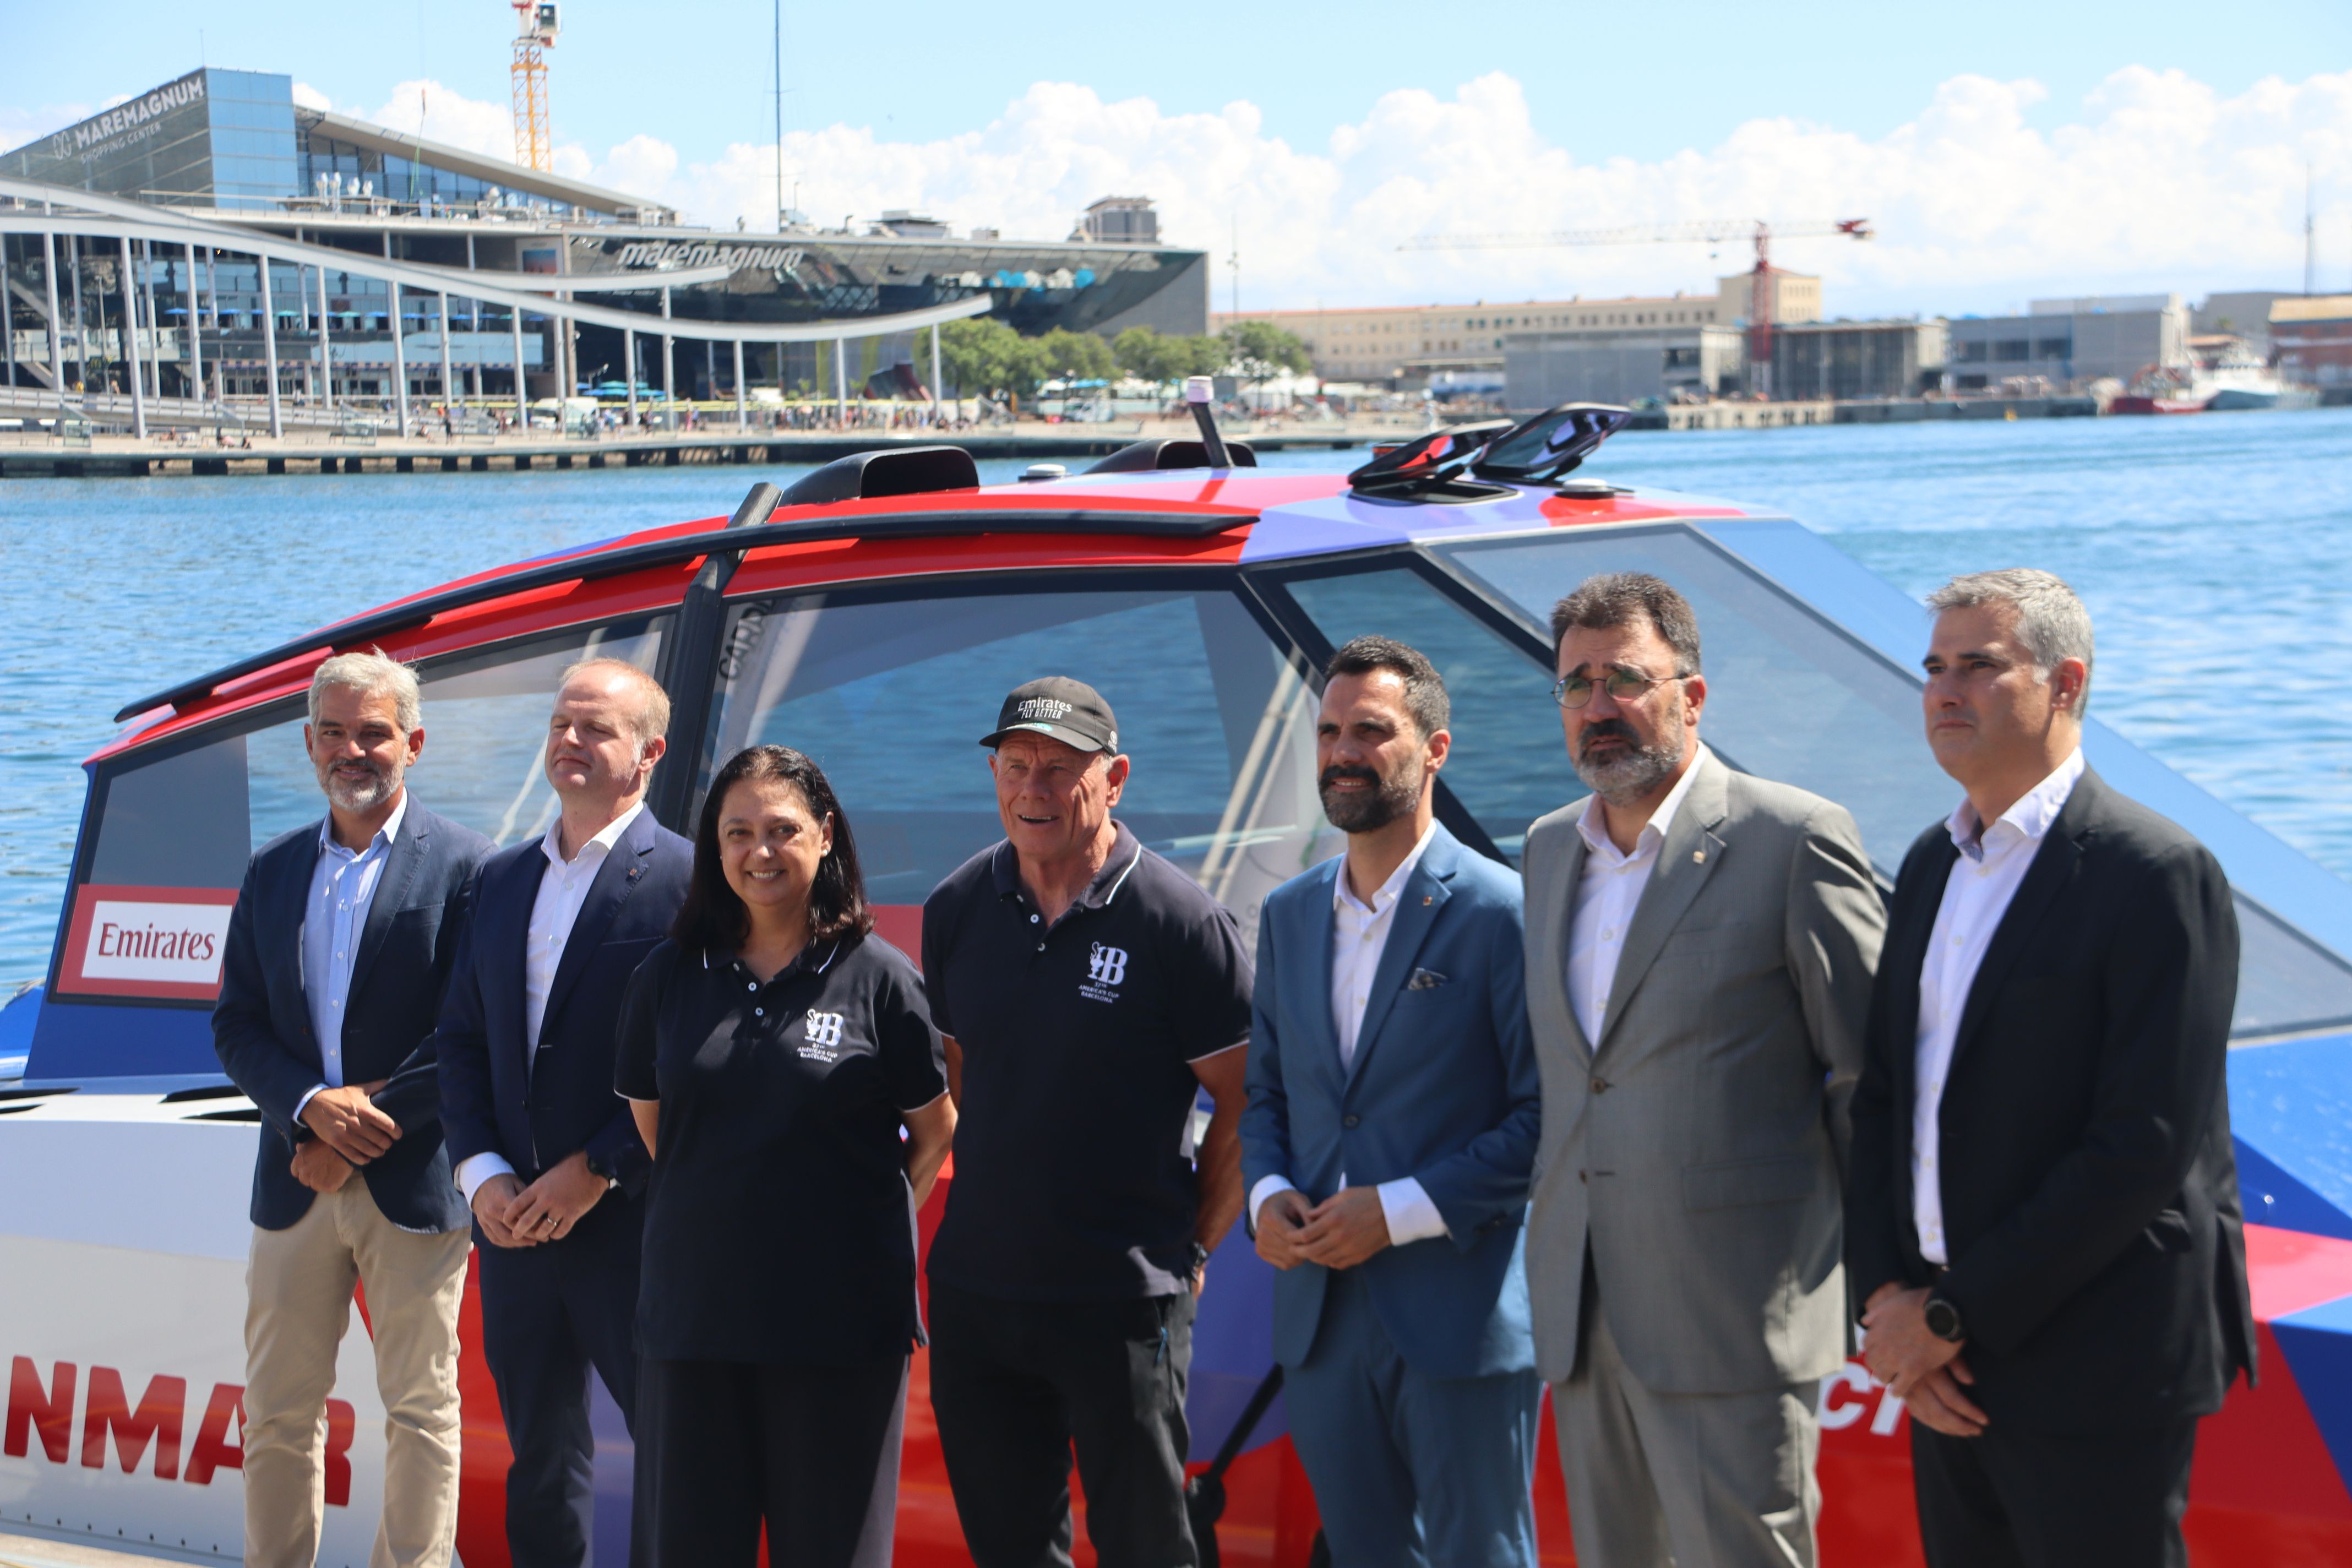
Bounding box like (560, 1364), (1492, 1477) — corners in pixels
(0, 67), (1208, 420)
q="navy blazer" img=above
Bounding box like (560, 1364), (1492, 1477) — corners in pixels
(432, 807), (691, 1198)
(1240, 824), (1541, 1379)
(213, 800), (493, 1233)
(1847, 767), (2255, 1431)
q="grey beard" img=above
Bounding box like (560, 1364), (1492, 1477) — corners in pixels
(1574, 731), (1685, 808)
(322, 763), (398, 813)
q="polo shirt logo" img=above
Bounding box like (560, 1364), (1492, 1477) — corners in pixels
(800, 1009), (846, 1061)
(1080, 943), (1129, 1004)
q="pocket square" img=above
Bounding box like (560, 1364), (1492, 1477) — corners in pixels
(1406, 968), (1449, 990)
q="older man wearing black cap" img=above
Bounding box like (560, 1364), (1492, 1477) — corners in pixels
(921, 676), (1254, 1568)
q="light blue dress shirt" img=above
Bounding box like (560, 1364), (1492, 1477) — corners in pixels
(295, 793), (410, 1120)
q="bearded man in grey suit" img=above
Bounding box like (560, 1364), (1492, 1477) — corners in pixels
(1522, 573), (1885, 1568)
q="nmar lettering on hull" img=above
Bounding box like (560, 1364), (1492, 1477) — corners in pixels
(5, 1355), (358, 1505)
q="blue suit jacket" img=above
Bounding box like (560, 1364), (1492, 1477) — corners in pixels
(213, 801), (492, 1233)
(1240, 824), (1539, 1378)
(432, 807), (691, 1198)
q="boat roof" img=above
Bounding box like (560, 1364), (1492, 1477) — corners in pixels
(90, 468), (1766, 763)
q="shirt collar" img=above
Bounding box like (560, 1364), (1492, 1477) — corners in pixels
(1575, 745), (1711, 863)
(705, 936), (845, 981)
(1946, 748), (2085, 862)
(1334, 818), (1439, 916)
(542, 799), (645, 869)
(993, 821), (1144, 912)
(319, 790), (410, 861)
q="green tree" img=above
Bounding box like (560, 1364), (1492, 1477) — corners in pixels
(1037, 328), (1115, 389)
(1221, 320), (1313, 397)
(938, 318), (1049, 409)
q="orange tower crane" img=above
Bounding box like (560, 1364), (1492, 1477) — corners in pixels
(510, 1), (560, 173)
(1400, 217), (1873, 398)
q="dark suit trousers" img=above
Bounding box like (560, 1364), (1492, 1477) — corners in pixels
(1910, 1413), (2197, 1568)
(927, 1281), (1197, 1568)
(477, 1193), (644, 1568)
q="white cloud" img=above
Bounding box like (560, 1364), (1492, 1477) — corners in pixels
(646, 66), (2352, 314)
(18, 66), (2345, 312)
(290, 81), (332, 112)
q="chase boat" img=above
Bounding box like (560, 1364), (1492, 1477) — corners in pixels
(7, 404), (2352, 1567)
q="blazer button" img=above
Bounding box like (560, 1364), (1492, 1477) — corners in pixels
(1343, 1114), (1360, 1129)
(1578, 1169), (1588, 1184)
(1590, 1076), (1609, 1094)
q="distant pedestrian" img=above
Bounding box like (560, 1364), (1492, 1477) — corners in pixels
(1848, 569), (2254, 1568)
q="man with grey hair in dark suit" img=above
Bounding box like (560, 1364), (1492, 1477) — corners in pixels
(1848, 568), (2252, 1568)
(1521, 573), (1885, 1567)
(214, 649), (492, 1568)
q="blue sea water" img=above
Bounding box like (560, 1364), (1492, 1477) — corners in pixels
(4, 409), (2350, 986)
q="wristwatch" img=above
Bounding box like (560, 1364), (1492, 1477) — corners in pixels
(1186, 1242), (1213, 1278)
(1923, 1292), (1966, 1343)
(583, 1148), (618, 1189)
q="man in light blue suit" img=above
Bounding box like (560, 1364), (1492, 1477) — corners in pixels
(1242, 636), (1542, 1568)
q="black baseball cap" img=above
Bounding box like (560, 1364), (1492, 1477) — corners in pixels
(980, 677), (1120, 754)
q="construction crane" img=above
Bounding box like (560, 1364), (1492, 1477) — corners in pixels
(1400, 217), (1872, 397)
(511, 1), (560, 173)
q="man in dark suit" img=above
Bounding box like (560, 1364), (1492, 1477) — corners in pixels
(1243, 638), (1544, 1567)
(433, 658), (691, 1568)
(214, 650), (493, 1568)
(1847, 569), (2254, 1568)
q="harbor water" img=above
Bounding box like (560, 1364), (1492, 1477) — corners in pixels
(6, 408), (2350, 987)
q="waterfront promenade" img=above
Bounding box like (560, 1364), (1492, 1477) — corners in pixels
(0, 406), (1403, 478)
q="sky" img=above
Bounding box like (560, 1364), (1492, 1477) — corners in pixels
(6, 0), (2351, 318)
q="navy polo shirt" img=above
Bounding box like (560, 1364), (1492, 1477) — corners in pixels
(922, 822), (1253, 1302)
(614, 930), (948, 1363)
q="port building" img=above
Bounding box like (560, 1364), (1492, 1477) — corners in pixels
(1946, 296), (2190, 390)
(2270, 296), (2352, 388)
(0, 67), (1208, 425)
(1213, 271), (1816, 391)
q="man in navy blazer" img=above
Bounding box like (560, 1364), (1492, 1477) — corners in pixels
(432, 659), (691, 1568)
(1242, 637), (1542, 1568)
(214, 651), (492, 1568)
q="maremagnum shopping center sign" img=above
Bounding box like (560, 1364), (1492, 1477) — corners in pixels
(36, 70), (208, 165)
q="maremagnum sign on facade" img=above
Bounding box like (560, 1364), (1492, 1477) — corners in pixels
(37, 70), (209, 164)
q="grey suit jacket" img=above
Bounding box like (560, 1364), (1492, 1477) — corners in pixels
(1523, 750), (1884, 1393)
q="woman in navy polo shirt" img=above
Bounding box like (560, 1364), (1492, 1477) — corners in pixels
(617, 744), (955, 1567)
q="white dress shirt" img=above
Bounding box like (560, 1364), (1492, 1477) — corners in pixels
(1567, 747), (1711, 1044)
(293, 793), (410, 1124)
(1250, 821), (1449, 1246)
(456, 802), (643, 1204)
(1911, 748), (2084, 1265)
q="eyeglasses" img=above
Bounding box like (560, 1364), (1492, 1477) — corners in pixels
(1551, 667), (1691, 710)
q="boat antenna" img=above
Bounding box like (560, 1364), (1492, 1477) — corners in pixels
(1184, 375), (1233, 469)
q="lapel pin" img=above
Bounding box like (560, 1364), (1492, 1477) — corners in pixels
(1693, 849), (1707, 864)
(1423, 895), (1433, 905)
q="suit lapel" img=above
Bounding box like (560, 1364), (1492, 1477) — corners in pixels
(1346, 827), (1457, 1092)
(346, 808), (428, 1008)
(1300, 858), (1348, 1096)
(1947, 770), (2098, 1075)
(1597, 759), (1728, 1053)
(541, 813), (656, 1034)
(1538, 821), (1596, 1065)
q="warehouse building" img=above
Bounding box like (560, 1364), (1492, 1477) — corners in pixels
(1769, 318), (1949, 401)
(1947, 295), (2189, 389)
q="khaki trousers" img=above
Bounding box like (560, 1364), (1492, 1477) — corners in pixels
(243, 1180), (470, 1568)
